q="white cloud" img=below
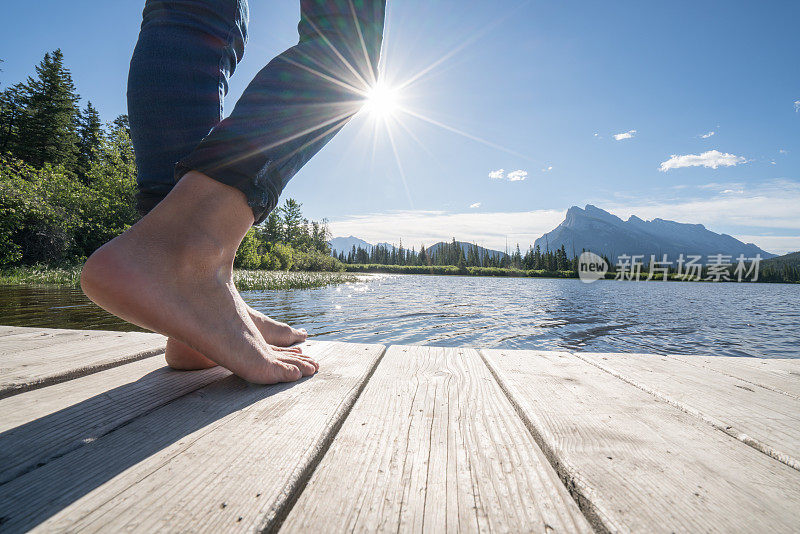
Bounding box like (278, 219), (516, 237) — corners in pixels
(507, 169), (528, 181)
(733, 235), (800, 255)
(469, 202), (481, 209)
(659, 150), (747, 172)
(794, 100), (800, 112)
(541, 165), (553, 172)
(613, 129), (636, 140)
(488, 168), (528, 182)
(700, 131), (715, 139)
(779, 149), (788, 154)
(329, 209), (565, 251)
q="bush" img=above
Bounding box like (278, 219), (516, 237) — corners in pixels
(271, 243), (294, 271)
(0, 157), (83, 265)
(292, 248), (345, 272)
(0, 134), (139, 268)
(234, 228), (262, 269)
(259, 251), (281, 270)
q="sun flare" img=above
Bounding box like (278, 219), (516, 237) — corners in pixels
(362, 82), (399, 118)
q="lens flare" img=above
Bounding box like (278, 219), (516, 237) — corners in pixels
(362, 82), (399, 118)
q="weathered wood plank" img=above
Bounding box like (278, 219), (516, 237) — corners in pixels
(280, 345), (591, 533)
(0, 325), (40, 337)
(662, 353), (800, 399)
(0, 327), (106, 353)
(481, 349), (800, 534)
(0, 341), (385, 533)
(0, 329), (166, 398)
(574, 352), (800, 471)
(0, 356), (229, 484)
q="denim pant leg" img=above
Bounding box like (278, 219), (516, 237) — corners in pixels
(176, 0), (386, 224)
(128, 0), (249, 216)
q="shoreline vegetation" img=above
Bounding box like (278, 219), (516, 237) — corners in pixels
(0, 266), (361, 290)
(343, 263), (798, 283)
(3, 262), (797, 290)
(335, 239), (799, 284)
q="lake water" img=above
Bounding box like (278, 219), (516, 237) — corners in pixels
(2, 275), (799, 358)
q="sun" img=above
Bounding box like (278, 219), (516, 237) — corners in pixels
(362, 82), (399, 118)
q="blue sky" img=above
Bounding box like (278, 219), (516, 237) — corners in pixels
(2, 1), (798, 253)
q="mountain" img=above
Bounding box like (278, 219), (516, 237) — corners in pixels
(328, 236), (374, 255)
(533, 204), (775, 263)
(425, 241), (508, 260)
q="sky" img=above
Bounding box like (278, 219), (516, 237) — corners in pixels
(1, 1), (798, 253)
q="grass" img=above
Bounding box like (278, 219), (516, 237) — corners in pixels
(0, 266), (83, 286)
(233, 270), (361, 290)
(0, 265), (361, 290)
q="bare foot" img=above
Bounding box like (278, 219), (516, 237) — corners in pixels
(164, 304), (309, 370)
(248, 306), (308, 347)
(81, 172), (318, 384)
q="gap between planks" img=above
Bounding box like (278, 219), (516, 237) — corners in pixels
(278, 345), (592, 533)
(571, 351), (800, 472)
(0, 329), (167, 400)
(479, 348), (800, 533)
(0, 341), (387, 533)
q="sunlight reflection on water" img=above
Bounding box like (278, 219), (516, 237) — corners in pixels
(244, 274), (800, 358)
(1, 274), (799, 358)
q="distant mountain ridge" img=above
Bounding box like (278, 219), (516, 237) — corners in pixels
(534, 204), (774, 262)
(328, 236), (374, 255)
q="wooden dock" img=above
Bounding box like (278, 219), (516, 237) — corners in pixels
(1, 326), (798, 533)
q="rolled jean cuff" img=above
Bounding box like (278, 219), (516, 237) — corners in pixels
(174, 157), (280, 224)
(135, 183), (176, 216)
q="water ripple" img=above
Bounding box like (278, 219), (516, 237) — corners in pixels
(1, 275), (799, 358)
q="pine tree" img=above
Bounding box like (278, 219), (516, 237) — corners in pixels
(261, 209), (283, 244)
(0, 83), (26, 154)
(419, 245), (428, 265)
(112, 114), (130, 137)
(281, 198), (304, 246)
(512, 244), (522, 269)
(75, 101), (103, 183)
(15, 49), (81, 168)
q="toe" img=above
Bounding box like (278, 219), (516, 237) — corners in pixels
(294, 353), (319, 371)
(274, 345), (301, 352)
(275, 360), (303, 382)
(293, 328), (308, 342)
(279, 356), (317, 377)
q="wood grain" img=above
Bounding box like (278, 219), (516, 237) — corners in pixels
(661, 353), (800, 399)
(574, 351), (800, 471)
(0, 327), (109, 353)
(0, 341), (385, 534)
(481, 349), (800, 533)
(0, 356), (229, 484)
(280, 345), (591, 533)
(0, 329), (166, 398)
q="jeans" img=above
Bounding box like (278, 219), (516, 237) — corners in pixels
(129, 0), (386, 223)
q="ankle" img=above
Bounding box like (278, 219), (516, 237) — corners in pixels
(146, 171), (255, 247)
